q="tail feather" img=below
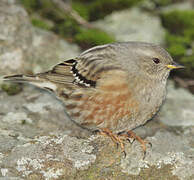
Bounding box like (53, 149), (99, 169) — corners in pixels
(2, 59), (77, 93)
(3, 74), (37, 82)
(3, 74), (57, 92)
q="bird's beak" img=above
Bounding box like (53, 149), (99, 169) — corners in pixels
(166, 61), (185, 69)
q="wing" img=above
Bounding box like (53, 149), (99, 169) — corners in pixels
(39, 43), (124, 89)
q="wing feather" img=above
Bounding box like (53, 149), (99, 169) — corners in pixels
(39, 43), (124, 89)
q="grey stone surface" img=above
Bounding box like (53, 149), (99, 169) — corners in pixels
(159, 81), (194, 126)
(0, 0), (80, 76)
(121, 129), (194, 180)
(1, 134), (96, 178)
(160, 1), (194, 12)
(94, 8), (166, 44)
(140, 0), (193, 11)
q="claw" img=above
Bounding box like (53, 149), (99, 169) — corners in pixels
(97, 128), (151, 159)
(116, 143), (119, 149)
(128, 138), (135, 144)
(122, 150), (127, 158)
(98, 128), (126, 156)
(148, 142), (152, 148)
(143, 150), (146, 160)
(126, 130), (150, 159)
(117, 131), (126, 136)
(93, 129), (100, 135)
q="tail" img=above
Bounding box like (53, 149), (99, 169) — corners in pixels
(2, 74), (57, 92)
(2, 59), (78, 93)
(3, 74), (37, 82)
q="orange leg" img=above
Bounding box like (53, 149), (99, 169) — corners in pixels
(126, 130), (152, 159)
(97, 128), (151, 159)
(98, 128), (126, 156)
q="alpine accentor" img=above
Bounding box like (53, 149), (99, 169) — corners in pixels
(3, 42), (184, 154)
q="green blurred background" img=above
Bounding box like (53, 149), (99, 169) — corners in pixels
(19, 0), (194, 81)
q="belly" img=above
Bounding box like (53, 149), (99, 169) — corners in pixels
(81, 91), (138, 130)
(65, 82), (166, 133)
(65, 87), (139, 132)
(115, 84), (166, 132)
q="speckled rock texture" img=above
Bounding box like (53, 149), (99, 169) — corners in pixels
(0, 1), (194, 180)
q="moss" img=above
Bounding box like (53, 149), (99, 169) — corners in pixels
(21, 119), (26, 125)
(72, 2), (90, 21)
(20, 0), (39, 13)
(151, 0), (182, 7)
(20, 0), (80, 36)
(20, 0), (116, 49)
(20, 0), (144, 22)
(74, 0), (144, 21)
(75, 28), (115, 49)
(31, 18), (53, 30)
(161, 10), (194, 78)
(153, 0), (172, 6)
(179, 55), (194, 77)
(161, 10), (194, 35)
(1, 83), (23, 96)
(165, 33), (190, 58)
(55, 18), (81, 38)
(20, 0), (66, 20)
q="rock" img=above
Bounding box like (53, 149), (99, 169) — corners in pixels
(1, 134), (96, 179)
(0, 0), (80, 76)
(94, 8), (165, 44)
(158, 80), (194, 126)
(29, 28), (80, 74)
(140, 0), (193, 12)
(121, 128), (194, 180)
(160, 1), (194, 13)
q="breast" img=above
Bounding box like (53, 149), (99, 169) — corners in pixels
(65, 70), (140, 132)
(133, 81), (167, 128)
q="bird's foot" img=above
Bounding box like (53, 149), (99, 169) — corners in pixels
(97, 128), (127, 157)
(96, 128), (151, 159)
(119, 130), (152, 159)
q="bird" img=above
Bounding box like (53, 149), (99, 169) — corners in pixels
(3, 42), (184, 156)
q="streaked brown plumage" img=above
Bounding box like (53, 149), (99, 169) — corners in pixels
(3, 42), (184, 155)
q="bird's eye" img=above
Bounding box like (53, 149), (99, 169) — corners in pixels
(153, 58), (160, 64)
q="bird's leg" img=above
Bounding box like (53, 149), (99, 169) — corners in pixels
(126, 130), (152, 159)
(97, 128), (126, 156)
(116, 130), (152, 159)
(96, 128), (151, 159)
(117, 131), (135, 144)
